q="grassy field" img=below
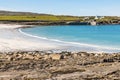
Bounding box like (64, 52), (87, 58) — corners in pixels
(0, 10), (120, 22)
(0, 15), (81, 21)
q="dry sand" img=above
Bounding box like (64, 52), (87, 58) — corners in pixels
(0, 24), (61, 52)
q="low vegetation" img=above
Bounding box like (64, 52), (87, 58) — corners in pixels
(0, 11), (120, 24)
(0, 15), (81, 21)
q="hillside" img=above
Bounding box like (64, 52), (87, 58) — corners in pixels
(0, 10), (81, 21)
(0, 10), (120, 25)
(0, 10), (47, 16)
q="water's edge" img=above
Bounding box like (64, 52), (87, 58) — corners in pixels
(18, 28), (120, 53)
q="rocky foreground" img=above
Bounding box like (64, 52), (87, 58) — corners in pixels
(0, 51), (120, 80)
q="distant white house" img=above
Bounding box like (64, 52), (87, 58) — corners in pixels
(95, 16), (105, 19)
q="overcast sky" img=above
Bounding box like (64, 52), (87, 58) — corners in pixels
(0, 0), (119, 16)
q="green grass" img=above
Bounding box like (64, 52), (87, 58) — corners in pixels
(0, 15), (80, 21)
(0, 15), (119, 22)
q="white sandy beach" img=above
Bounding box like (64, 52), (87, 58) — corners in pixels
(0, 24), (62, 52)
(0, 24), (120, 53)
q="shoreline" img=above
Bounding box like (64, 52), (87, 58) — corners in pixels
(0, 24), (120, 53)
(19, 26), (120, 53)
(19, 28), (120, 50)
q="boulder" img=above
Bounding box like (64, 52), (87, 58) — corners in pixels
(23, 54), (34, 60)
(44, 55), (50, 60)
(49, 54), (64, 60)
(7, 56), (13, 61)
(73, 53), (78, 58)
(80, 52), (89, 57)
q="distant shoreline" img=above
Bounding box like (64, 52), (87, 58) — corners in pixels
(0, 10), (120, 26)
(0, 20), (120, 26)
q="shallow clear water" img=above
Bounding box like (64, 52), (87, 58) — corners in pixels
(21, 25), (120, 49)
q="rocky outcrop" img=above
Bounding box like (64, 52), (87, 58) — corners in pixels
(0, 51), (119, 80)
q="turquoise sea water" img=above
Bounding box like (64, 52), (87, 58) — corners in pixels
(21, 25), (120, 49)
